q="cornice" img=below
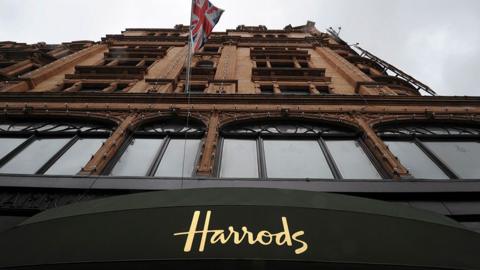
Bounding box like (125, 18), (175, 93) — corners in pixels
(0, 92), (479, 107)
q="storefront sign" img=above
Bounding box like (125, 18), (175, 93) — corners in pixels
(174, 210), (308, 254)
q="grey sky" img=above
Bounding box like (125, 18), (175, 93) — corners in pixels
(1, 0), (479, 96)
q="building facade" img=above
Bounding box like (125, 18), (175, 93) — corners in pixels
(0, 22), (480, 269)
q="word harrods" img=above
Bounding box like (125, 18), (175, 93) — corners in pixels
(173, 210), (308, 254)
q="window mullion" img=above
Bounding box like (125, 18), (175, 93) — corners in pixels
(103, 135), (134, 175)
(356, 138), (387, 179)
(414, 138), (459, 179)
(147, 136), (170, 176)
(318, 137), (343, 180)
(36, 136), (80, 175)
(0, 135), (36, 168)
(257, 137), (267, 179)
(190, 138), (203, 177)
(214, 137), (224, 177)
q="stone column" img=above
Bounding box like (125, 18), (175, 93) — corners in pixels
(80, 114), (138, 176)
(354, 116), (410, 179)
(196, 112), (220, 176)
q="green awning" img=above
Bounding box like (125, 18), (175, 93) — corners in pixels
(0, 188), (479, 270)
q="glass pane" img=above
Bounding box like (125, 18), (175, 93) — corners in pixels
(0, 138), (26, 159)
(220, 139), (258, 178)
(263, 140), (333, 179)
(45, 138), (105, 175)
(154, 139), (200, 177)
(0, 138), (70, 174)
(424, 142), (480, 179)
(326, 140), (382, 179)
(110, 138), (163, 176)
(385, 141), (449, 179)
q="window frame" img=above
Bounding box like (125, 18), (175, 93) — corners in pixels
(216, 121), (386, 180)
(105, 119), (205, 177)
(0, 121), (112, 175)
(378, 124), (480, 180)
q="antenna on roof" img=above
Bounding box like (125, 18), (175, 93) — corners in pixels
(327, 27), (342, 37)
(327, 27), (347, 45)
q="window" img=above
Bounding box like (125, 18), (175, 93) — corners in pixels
(377, 124), (480, 179)
(270, 61), (295, 68)
(218, 120), (382, 180)
(263, 140), (333, 179)
(255, 61), (268, 68)
(202, 46), (220, 53)
(259, 85), (274, 94)
(220, 139), (258, 178)
(109, 119), (205, 177)
(0, 120), (112, 175)
(63, 82), (130, 92)
(196, 60), (214, 68)
(298, 61), (309, 68)
(280, 86), (310, 95)
(250, 47), (326, 82)
(185, 84), (206, 94)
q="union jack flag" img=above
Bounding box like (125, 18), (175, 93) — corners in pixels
(190, 0), (224, 52)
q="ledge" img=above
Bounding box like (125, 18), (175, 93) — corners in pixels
(0, 92), (480, 106)
(1, 174), (480, 193)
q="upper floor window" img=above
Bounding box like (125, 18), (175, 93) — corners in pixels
(0, 120), (112, 175)
(196, 60), (214, 68)
(108, 119), (205, 177)
(258, 83), (330, 95)
(218, 120), (383, 180)
(377, 123), (480, 179)
(251, 48), (327, 83)
(252, 47), (311, 70)
(61, 81), (132, 93)
(202, 46), (221, 54)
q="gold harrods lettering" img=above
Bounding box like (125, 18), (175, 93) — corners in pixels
(173, 210), (308, 254)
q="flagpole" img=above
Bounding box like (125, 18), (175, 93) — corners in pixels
(185, 0), (195, 94)
(181, 0), (195, 183)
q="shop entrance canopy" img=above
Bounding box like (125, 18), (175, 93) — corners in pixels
(0, 188), (479, 270)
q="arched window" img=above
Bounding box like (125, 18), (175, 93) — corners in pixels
(377, 123), (480, 180)
(218, 120), (382, 180)
(109, 119), (205, 177)
(0, 119), (113, 175)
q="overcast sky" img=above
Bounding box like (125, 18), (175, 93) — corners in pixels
(1, 0), (479, 96)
